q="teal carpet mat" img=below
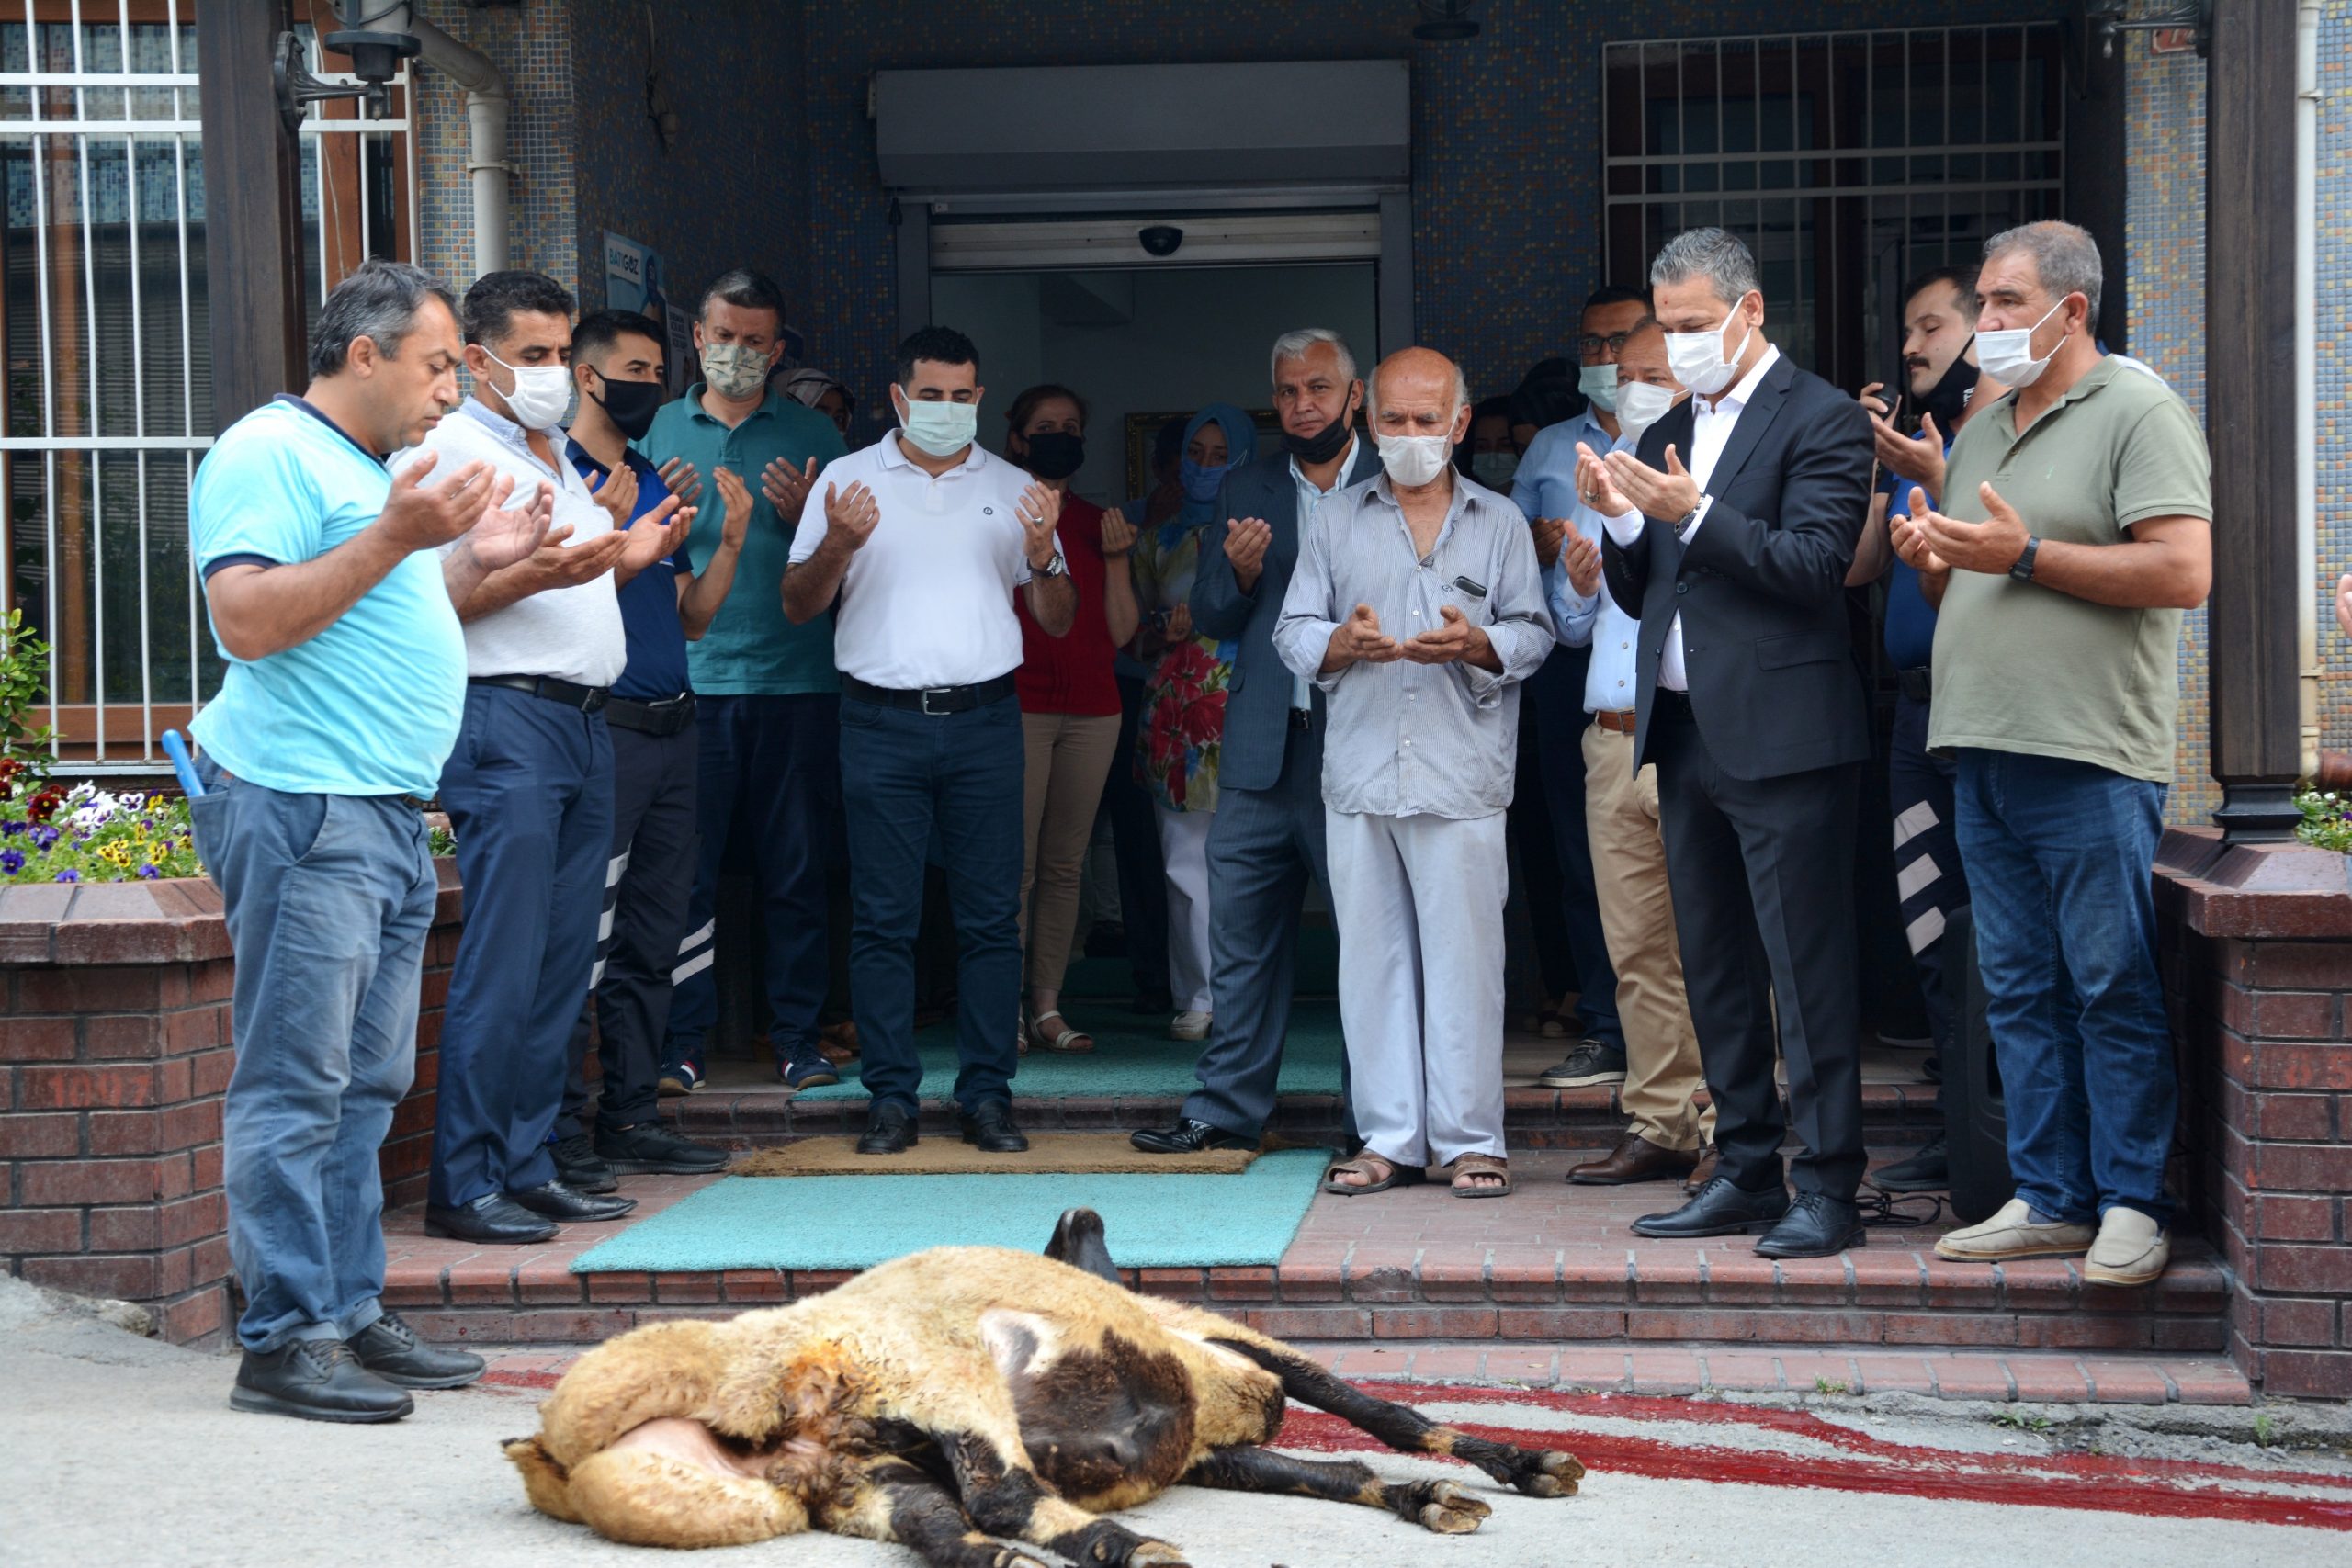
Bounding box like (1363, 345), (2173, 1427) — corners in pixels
(793, 999), (1344, 1102)
(570, 1150), (1330, 1274)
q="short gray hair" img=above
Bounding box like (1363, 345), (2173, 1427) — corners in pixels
(1366, 355), (1471, 422)
(1983, 220), (2103, 324)
(1270, 326), (1357, 387)
(309, 257), (456, 378)
(1648, 227), (1759, 309)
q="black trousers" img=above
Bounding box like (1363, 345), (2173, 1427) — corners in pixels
(1648, 698), (1866, 1201)
(560, 719), (698, 1137)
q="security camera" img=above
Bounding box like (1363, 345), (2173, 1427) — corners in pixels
(1137, 225), (1185, 259)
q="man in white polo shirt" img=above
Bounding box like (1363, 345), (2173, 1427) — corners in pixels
(785, 325), (1075, 1156)
(395, 270), (688, 1246)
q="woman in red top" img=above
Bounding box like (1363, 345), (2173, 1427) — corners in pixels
(1007, 385), (1140, 1054)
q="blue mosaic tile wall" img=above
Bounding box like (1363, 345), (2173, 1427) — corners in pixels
(2321, 4), (2352, 764)
(2123, 32), (2212, 818)
(411, 0), (578, 294)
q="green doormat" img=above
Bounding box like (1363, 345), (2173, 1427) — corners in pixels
(792, 1000), (1344, 1102)
(570, 1150), (1330, 1274)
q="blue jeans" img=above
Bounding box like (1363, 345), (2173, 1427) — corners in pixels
(663, 694), (839, 1071)
(188, 760), (435, 1352)
(840, 693), (1023, 1113)
(1953, 748), (2175, 1225)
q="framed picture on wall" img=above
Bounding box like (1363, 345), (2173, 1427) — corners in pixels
(1123, 409), (1286, 501)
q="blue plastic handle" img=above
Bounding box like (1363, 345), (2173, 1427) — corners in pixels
(159, 728), (203, 797)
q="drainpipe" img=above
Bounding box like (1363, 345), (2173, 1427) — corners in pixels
(333, 3), (511, 277)
(2297, 0), (2320, 781)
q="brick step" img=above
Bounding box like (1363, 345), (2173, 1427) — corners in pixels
(668, 1079), (1947, 1149)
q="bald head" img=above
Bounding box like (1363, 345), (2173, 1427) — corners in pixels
(1367, 347), (1472, 446)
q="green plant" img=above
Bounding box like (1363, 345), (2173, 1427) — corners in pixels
(428, 823), (457, 857)
(1992, 1410), (2052, 1432)
(0, 782), (199, 884)
(2295, 789), (2352, 852)
(2253, 1412), (2277, 1449)
(1813, 1377), (1850, 1396)
(0, 607), (56, 791)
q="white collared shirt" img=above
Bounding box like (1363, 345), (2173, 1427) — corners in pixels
(1285, 434), (1359, 709)
(1600, 345), (1781, 691)
(788, 434), (1060, 690)
(396, 397), (626, 687)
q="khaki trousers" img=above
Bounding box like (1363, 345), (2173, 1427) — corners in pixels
(1583, 720), (1713, 1152)
(1020, 710), (1124, 994)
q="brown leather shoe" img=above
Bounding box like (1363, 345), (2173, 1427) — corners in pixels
(1567, 1133), (1701, 1186)
(1682, 1144), (1721, 1194)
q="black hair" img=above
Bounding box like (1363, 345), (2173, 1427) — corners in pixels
(309, 258), (457, 378)
(895, 325), (980, 389)
(1581, 283), (1653, 317)
(1901, 264), (1982, 324)
(571, 308), (664, 368)
(1003, 382), (1089, 434)
(698, 267), (786, 325)
(460, 269), (575, 347)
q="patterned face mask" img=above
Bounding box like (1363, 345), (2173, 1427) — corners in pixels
(701, 340), (774, 400)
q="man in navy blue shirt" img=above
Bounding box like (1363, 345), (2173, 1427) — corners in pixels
(549, 310), (746, 1188)
(1848, 265), (2003, 1193)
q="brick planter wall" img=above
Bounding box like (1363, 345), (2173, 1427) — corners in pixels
(0, 866), (461, 1348)
(2158, 827), (2352, 1398)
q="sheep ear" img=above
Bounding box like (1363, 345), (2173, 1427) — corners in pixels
(979, 1308), (1059, 1379)
(506, 1437), (582, 1523)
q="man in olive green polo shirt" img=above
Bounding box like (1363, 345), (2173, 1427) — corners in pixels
(637, 267), (848, 1091)
(1890, 220), (2211, 1291)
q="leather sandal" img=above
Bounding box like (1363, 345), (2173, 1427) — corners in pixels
(1451, 1154), (1512, 1200)
(1026, 1010), (1095, 1055)
(1324, 1153), (1414, 1195)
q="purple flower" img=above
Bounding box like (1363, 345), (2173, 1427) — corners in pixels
(30, 826), (58, 850)
(52, 868), (75, 883)
(137, 863), (158, 879)
(0, 849), (20, 874)
(0, 819), (22, 836)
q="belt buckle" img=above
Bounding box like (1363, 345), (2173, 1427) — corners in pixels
(582, 688), (607, 715)
(921, 688), (953, 716)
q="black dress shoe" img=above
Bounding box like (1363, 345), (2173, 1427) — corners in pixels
(857, 1101), (919, 1155)
(1629, 1175), (1791, 1239)
(231, 1339), (413, 1423)
(597, 1121), (730, 1175)
(347, 1311), (486, 1389)
(959, 1099), (1030, 1153)
(1871, 1134), (1949, 1193)
(424, 1193), (560, 1245)
(508, 1180), (638, 1223)
(550, 1131), (618, 1194)
(1130, 1117), (1257, 1155)
(1755, 1192), (1867, 1258)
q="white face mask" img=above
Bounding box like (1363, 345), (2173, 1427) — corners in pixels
(1665, 299), (1754, 398)
(483, 348), (572, 430)
(1578, 362), (1620, 413)
(1375, 432), (1453, 488)
(1974, 298), (2070, 389)
(1615, 381), (1679, 444)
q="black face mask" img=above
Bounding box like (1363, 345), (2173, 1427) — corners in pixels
(590, 373), (666, 442)
(1913, 343), (1979, 435)
(1022, 430), (1086, 481)
(1281, 388), (1360, 466)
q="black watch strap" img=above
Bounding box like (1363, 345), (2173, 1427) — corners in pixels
(2009, 535), (2041, 582)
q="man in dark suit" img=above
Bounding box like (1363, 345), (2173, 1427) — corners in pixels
(1133, 328), (1379, 1153)
(1579, 228), (1875, 1258)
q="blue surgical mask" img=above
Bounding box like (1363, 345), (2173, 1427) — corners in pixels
(1578, 362), (1620, 413)
(897, 391), (978, 457)
(1180, 457), (1227, 503)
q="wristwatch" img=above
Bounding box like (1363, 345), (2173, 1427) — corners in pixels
(1676, 496), (1711, 533)
(1035, 549), (1068, 579)
(2008, 536), (2041, 583)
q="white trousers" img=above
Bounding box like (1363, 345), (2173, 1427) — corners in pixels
(1327, 807), (1510, 1167)
(1157, 804), (1216, 1012)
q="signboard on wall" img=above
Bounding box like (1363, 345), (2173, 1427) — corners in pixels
(605, 231), (689, 391)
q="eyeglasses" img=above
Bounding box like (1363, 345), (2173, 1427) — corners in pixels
(1577, 333), (1634, 357)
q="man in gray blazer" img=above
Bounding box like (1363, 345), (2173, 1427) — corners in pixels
(1133, 328), (1379, 1153)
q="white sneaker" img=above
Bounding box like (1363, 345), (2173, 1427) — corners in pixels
(1169, 1010), (1212, 1041)
(2083, 1207), (2170, 1288)
(1933, 1197), (2095, 1263)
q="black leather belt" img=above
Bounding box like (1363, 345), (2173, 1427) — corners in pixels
(470, 674), (610, 714)
(1289, 707), (1314, 731)
(1652, 688), (1695, 718)
(1897, 665), (1934, 703)
(841, 671), (1016, 716)
(605, 692), (695, 737)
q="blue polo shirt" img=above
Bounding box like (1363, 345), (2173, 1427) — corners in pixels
(1880, 464), (1941, 671)
(636, 384), (846, 696)
(566, 437), (691, 701)
(188, 396), (468, 797)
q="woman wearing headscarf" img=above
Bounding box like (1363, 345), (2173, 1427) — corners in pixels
(1130, 402), (1256, 1043)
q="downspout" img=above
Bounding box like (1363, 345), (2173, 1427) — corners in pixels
(332, 3), (511, 277)
(2297, 0), (2321, 782)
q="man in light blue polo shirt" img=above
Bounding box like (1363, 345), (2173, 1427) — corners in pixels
(189, 259), (549, 1423)
(638, 268), (849, 1091)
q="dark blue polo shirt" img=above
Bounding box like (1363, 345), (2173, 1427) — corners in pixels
(567, 437), (691, 701)
(1879, 462), (1941, 671)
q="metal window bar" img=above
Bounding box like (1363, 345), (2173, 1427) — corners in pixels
(1, 13), (416, 772)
